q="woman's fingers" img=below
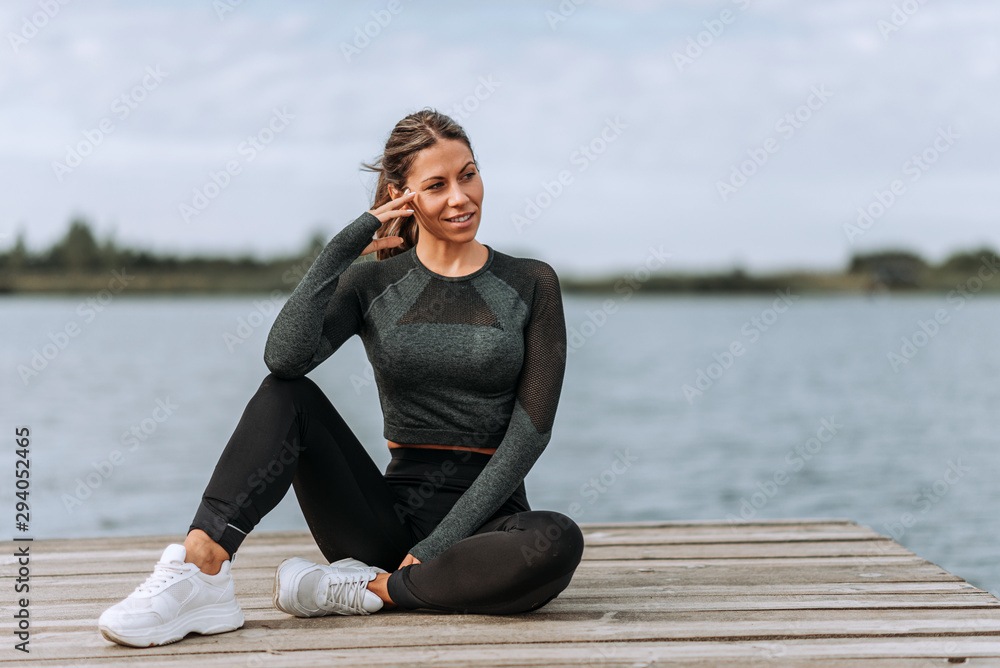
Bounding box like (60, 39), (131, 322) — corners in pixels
(361, 189), (416, 255)
(368, 190), (417, 224)
(396, 553), (421, 569)
(360, 235), (404, 256)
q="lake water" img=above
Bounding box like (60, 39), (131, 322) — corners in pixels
(3, 291), (998, 597)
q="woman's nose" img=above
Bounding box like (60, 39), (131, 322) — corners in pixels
(447, 181), (470, 205)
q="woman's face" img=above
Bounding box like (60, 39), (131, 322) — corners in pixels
(392, 138), (483, 243)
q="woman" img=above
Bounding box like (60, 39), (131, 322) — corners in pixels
(98, 108), (585, 648)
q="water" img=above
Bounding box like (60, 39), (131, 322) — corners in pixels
(2, 292), (998, 596)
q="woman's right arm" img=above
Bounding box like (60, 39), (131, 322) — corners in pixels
(263, 211), (378, 378)
(263, 191), (416, 378)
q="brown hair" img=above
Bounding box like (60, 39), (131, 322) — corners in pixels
(360, 108), (478, 261)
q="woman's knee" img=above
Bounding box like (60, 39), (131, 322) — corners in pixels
(255, 372), (319, 404)
(517, 510), (585, 575)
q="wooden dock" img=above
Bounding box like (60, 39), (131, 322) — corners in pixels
(4, 519), (1000, 666)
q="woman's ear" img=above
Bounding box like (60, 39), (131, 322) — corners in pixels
(388, 184), (402, 199)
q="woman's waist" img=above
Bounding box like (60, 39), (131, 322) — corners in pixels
(384, 446), (502, 485)
(387, 440), (496, 455)
(382, 421), (507, 452)
(384, 446), (529, 522)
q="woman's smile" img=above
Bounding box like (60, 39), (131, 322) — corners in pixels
(445, 211), (475, 227)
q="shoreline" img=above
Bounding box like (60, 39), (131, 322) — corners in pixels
(2, 269), (999, 295)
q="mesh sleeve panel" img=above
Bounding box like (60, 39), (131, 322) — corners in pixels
(407, 261), (568, 561)
(516, 261), (566, 435)
(263, 212), (382, 378)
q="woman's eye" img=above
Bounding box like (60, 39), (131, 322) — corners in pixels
(427, 172), (475, 189)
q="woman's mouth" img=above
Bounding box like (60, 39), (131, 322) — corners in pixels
(445, 212), (474, 226)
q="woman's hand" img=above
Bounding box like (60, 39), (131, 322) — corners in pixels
(362, 189), (418, 256)
(397, 553), (421, 569)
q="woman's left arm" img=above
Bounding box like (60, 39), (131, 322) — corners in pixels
(406, 261), (568, 562)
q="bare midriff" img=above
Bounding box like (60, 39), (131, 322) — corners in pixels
(386, 440), (497, 455)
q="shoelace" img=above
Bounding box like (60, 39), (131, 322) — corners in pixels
(133, 560), (188, 596)
(320, 570), (374, 614)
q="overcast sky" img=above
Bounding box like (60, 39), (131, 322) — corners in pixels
(2, 0), (997, 276)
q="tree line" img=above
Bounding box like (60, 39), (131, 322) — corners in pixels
(0, 219), (326, 273)
(1, 218), (997, 293)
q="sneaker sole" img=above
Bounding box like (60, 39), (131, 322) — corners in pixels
(98, 599), (245, 648)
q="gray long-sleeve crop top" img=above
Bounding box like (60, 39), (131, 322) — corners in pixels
(263, 211), (567, 561)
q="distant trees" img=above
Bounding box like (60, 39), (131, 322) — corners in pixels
(847, 250), (928, 288)
(48, 218), (103, 270)
(846, 246), (1000, 288)
(3, 218), (997, 293)
(938, 247), (1000, 273)
(5, 232), (28, 272)
(0, 218), (118, 271)
(0, 218), (325, 273)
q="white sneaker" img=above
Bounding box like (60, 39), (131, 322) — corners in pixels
(273, 556), (387, 617)
(98, 544), (244, 647)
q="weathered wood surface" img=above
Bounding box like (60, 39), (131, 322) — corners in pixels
(3, 519), (999, 666)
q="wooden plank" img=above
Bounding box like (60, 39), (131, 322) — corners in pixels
(12, 627), (1000, 666)
(580, 527), (889, 544)
(581, 540), (912, 559)
(2, 548), (930, 578)
(578, 517), (858, 528)
(0, 519), (869, 557)
(16, 581), (990, 619)
(9, 641), (1000, 667)
(14, 607), (1000, 647)
(7, 559), (964, 604)
(16, 592), (1000, 627)
(1, 528), (895, 566)
(5, 557), (963, 597)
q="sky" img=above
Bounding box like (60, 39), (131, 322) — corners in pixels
(1, 0), (998, 277)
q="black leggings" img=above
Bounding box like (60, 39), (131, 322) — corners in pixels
(188, 373), (585, 614)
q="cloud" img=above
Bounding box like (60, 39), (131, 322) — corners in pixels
(2, 0), (998, 272)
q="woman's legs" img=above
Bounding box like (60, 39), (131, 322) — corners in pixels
(188, 373), (413, 573)
(385, 510), (585, 614)
(379, 447), (586, 614)
(183, 529), (230, 575)
(189, 372), (585, 614)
